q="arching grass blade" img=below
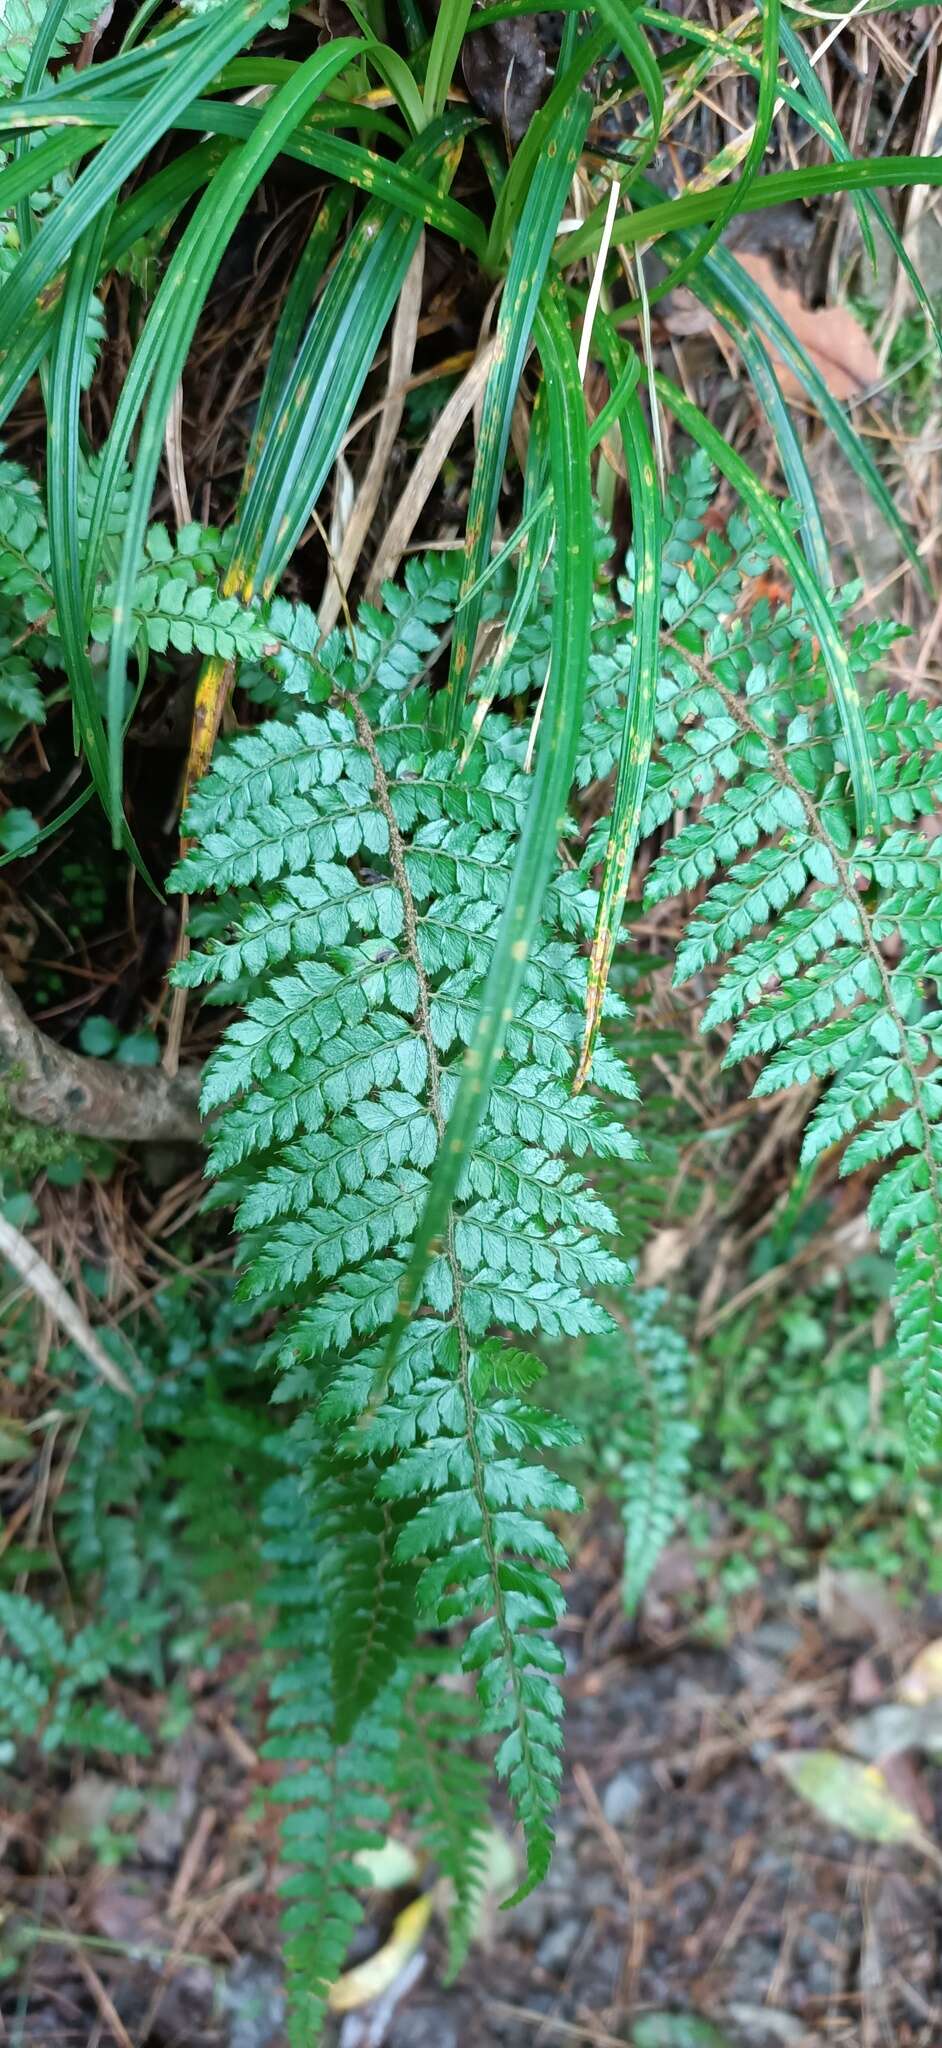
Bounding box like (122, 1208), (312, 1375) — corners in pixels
(703, 240), (928, 590)
(79, 40), (365, 836)
(4, 89), (485, 252)
(560, 155), (942, 269)
(240, 186), (351, 506)
(174, 118), (470, 827)
(593, 0), (663, 189)
(444, 86), (592, 743)
(575, 333), (660, 1091)
(228, 116), (472, 602)
(655, 369), (880, 836)
(777, 17), (941, 353)
(0, 0), (294, 396)
(424, 0), (474, 117)
(613, 0), (781, 315)
(385, 285), (593, 1367)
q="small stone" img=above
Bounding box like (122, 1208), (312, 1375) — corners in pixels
(749, 1619), (802, 1659)
(536, 1916), (582, 1973)
(509, 1888), (552, 1941)
(732, 1642), (784, 1697)
(387, 2008), (459, 2048)
(601, 1766), (648, 1827)
(221, 1956), (286, 2048)
(577, 1870), (625, 1912)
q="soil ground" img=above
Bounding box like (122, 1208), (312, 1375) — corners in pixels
(5, 1524), (942, 2048)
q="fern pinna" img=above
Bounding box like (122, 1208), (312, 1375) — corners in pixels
(635, 464), (942, 1459)
(170, 559), (637, 2012)
(0, 451), (273, 754)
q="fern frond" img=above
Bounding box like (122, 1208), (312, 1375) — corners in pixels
(0, 645), (44, 741)
(0, 0), (102, 87)
(643, 545), (942, 1459)
(615, 1297), (698, 1613)
(557, 1292), (697, 1614)
(261, 1471), (406, 2044)
(173, 564), (635, 1899)
(317, 1458), (418, 1742)
(394, 1658), (490, 1977)
(0, 1593), (149, 1757)
(0, 1657), (48, 1746)
(358, 1351), (582, 1895)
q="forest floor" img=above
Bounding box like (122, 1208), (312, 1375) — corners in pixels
(6, 1520), (942, 2048)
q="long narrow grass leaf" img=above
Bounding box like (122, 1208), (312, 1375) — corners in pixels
(560, 155), (942, 269)
(454, 348), (641, 614)
(576, 343), (660, 1090)
(386, 285), (593, 1366)
(593, 0), (663, 189)
(230, 116), (471, 601)
(4, 90), (485, 251)
(0, 0), (295, 399)
(424, 0), (474, 116)
(655, 369), (880, 835)
(240, 186), (351, 506)
(444, 87), (592, 741)
(704, 239), (928, 589)
(46, 211), (152, 865)
(486, 25), (608, 266)
(88, 39), (364, 833)
(614, 0), (781, 315)
(777, 16), (941, 352)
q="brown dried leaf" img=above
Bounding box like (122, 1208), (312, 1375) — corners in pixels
(849, 1653), (886, 1707)
(638, 1226), (692, 1288)
(735, 253), (881, 403)
(817, 1565), (908, 1648)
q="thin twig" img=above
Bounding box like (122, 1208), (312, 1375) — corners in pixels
(0, 1214), (134, 1397)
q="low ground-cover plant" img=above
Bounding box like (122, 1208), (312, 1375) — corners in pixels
(2, 0), (942, 2034)
(691, 1257), (942, 1588)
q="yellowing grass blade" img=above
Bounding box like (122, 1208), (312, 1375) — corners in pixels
(576, 341), (660, 1092)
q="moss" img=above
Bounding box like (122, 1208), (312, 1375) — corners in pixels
(0, 1092), (86, 1183)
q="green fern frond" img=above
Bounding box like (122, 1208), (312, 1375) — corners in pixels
(261, 1471), (406, 2045)
(0, 0), (103, 88)
(0, 646), (43, 741)
(0, 1657), (48, 1747)
(0, 454), (267, 730)
(172, 562), (636, 1899)
(615, 1296), (698, 1614)
(642, 512), (942, 1461)
(0, 1592), (150, 1757)
(394, 1657), (490, 1977)
(556, 1292), (697, 1615)
(317, 1458), (418, 1743)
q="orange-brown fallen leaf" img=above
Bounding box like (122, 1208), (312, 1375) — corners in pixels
(736, 252), (881, 403)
